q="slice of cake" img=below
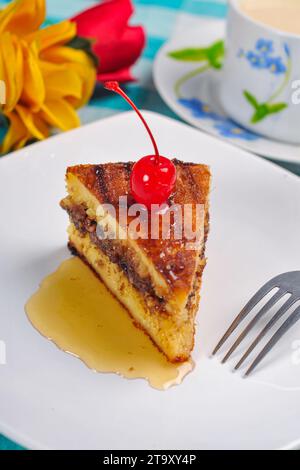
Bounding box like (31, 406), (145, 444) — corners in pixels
(61, 159), (210, 363)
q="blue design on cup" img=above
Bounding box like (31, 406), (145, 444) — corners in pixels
(239, 39), (287, 75)
(266, 56), (287, 75)
(178, 97), (259, 141)
(245, 51), (269, 70)
(284, 43), (290, 57)
(256, 39), (273, 55)
(238, 39), (290, 123)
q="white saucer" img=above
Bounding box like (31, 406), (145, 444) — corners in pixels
(154, 20), (300, 164)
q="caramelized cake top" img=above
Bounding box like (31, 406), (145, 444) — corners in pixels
(66, 160), (210, 297)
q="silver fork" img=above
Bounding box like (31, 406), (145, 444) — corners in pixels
(212, 272), (300, 376)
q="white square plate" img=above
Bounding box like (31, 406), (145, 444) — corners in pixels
(1, 111), (300, 450)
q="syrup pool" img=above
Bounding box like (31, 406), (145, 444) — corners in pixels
(25, 257), (193, 390)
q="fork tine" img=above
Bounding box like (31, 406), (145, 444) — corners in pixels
(212, 279), (277, 356)
(245, 305), (300, 376)
(221, 288), (286, 364)
(235, 296), (296, 370)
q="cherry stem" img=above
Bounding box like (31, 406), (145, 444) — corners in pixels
(104, 81), (160, 164)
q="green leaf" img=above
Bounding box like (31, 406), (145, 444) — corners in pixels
(206, 40), (225, 69)
(243, 90), (259, 110)
(267, 102), (288, 114)
(251, 104), (269, 123)
(168, 40), (225, 67)
(168, 48), (208, 62)
(251, 102), (288, 123)
(67, 36), (99, 68)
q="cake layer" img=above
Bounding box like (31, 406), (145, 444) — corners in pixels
(68, 223), (205, 363)
(62, 160), (210, 322)
(61, 199), (163, 304)
(62, 198), (209, 323)
(63, 174), (171, 301)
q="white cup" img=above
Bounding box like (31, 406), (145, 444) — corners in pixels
(220, 0), (300, 144)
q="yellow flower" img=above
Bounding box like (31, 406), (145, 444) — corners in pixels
(0, 0), (96, 153)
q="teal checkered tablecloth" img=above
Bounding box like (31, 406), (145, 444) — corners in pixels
(0, 0), (299, 451)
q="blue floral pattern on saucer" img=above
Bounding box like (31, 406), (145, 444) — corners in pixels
(178, 98), (259, 141)
(178, 98), (220, 120)
(214, 120), (258, 141)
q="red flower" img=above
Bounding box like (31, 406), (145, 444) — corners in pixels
(71, 0), (146, 83)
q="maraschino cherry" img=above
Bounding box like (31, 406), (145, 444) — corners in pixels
(104, 81), (176, 207)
